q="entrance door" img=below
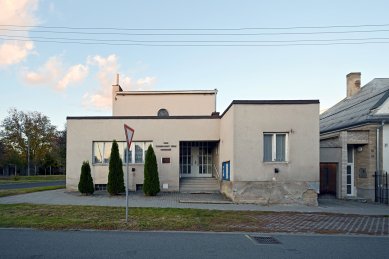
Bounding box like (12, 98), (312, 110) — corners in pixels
(346, 145), (355, 196)
(180, 141), (215, 178)
(320, 163), (337, 195)
(191, 147), (200, 177)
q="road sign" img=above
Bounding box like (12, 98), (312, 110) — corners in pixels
(124, 124), (135, 150)
(123, 124), (135, 223)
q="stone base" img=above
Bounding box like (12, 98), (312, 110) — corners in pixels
(221, 181), (318, 206)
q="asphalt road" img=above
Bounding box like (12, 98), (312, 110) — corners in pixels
(0, 229), (388, 259)
(0, 180), (65, 189)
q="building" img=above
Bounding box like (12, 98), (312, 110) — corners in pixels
(67, 78), (320, 205)
(320, 73), (389, 202)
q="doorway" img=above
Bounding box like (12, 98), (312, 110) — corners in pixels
(320, 163), (337, 195)
(179, 141), (217, 178)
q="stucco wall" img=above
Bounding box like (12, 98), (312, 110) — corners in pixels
(219, 106), (235, 180)
(66, 118), (220, 191)
(232, 104), (319, 183)
(113, 93), (216, 116)
(220, 103), (320, 205)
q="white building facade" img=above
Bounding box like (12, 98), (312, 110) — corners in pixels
(67, 82), (320, 205)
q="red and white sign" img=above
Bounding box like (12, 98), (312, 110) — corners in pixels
(124, 124), (135, 150)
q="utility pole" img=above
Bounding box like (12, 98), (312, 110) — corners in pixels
(27, 138), (30, 176)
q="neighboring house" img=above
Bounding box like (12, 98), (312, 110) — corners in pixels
(67, 77), (320, 205)
(320, 73), (389, 202)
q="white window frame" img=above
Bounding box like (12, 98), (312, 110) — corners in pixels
(92, 141), (152, 165)
(346, 146), (355, 196)
(263, 133), (289, 162)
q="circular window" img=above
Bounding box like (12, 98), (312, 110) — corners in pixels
(157, 108), (169, 117)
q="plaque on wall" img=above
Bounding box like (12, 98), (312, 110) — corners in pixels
(359, 168), (367, 178)
(162, 157), (171, 164)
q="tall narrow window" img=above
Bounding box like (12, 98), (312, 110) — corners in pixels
(346, 145), (354, 195)
(276, 134), (286, 161)
(135, 143), (143, 163)
(93, 142), (104, 163)
(103, 142), (112, 164)
(263, 133), (288, 162)
(263, 134), (273, 162)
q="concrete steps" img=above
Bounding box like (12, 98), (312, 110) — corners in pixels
(179, 177), (220, 193)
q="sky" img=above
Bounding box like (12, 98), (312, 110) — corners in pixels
(1, 0), (389, 130)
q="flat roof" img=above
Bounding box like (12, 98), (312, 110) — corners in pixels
(68, 99), (319, 120)
(67, 115), (220, 120)
(221, 99), (320, 117)
(116, 89), (217, 96)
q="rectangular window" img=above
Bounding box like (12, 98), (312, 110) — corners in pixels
(103, 142), (112, 164)
(263, 133), (288, 162)
(93, 142), (104, 164)
(92, 141), (152, 165)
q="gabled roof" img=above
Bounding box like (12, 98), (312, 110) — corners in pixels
(320, 78), (389, 134)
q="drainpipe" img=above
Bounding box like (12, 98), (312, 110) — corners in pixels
(376, 120), (385, 174)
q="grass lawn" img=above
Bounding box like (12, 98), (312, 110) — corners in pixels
(0, 175), (65, 184)
(0, 186), (65, 197)
(0, 203), (268, 232)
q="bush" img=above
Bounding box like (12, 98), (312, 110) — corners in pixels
(143, 145), (160, 196)
(78, 161), (94, 195)
(107, 140), (125, 195)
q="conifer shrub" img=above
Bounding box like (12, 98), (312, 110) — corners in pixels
(143, 145), (160, 196)
(78, 161), (94, 195)
(107, 140), (125, 195)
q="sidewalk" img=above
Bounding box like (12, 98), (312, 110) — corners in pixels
(0, 189), (388, 216)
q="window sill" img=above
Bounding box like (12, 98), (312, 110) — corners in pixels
(263, 161), (289, 164)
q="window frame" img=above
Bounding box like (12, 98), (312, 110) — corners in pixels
(92, 141), (152, 165)
(263, 133), (289, 163)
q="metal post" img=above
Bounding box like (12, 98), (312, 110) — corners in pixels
(385, 172), (389, 204)
(27, 138), (30, 176)
(375, 171), (378, 202)
(125, 148), (129, 223)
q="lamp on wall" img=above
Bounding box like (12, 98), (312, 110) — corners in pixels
(357, 146), (363, 152)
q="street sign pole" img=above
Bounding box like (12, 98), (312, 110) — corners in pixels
(126, 148), (129, 223)
(123, 124), (134, 224)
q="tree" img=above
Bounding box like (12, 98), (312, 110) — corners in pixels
(143, 145), (160, 196)
(107, 140), (125, 195)
(0, 141), (5, 167)
(0, 108), (57, 174)
(50, 125), (66, 174)
(78, 161), (94, 195)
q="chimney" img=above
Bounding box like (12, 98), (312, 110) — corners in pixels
(346, 72), (361, 97)
(112, 73), (123, 115)
(112, 73), (123, 93)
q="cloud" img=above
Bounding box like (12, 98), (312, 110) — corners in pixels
(0, 41), (34, 66)
(0, 0), (39, 67)
(24, 56), (62, 84)
(83, 54), (156, 110)
(82, 54), (119, 109)
(57, 64), (89, 91)
(23, 56), (88, 91)
(135, 76), (156, 89)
